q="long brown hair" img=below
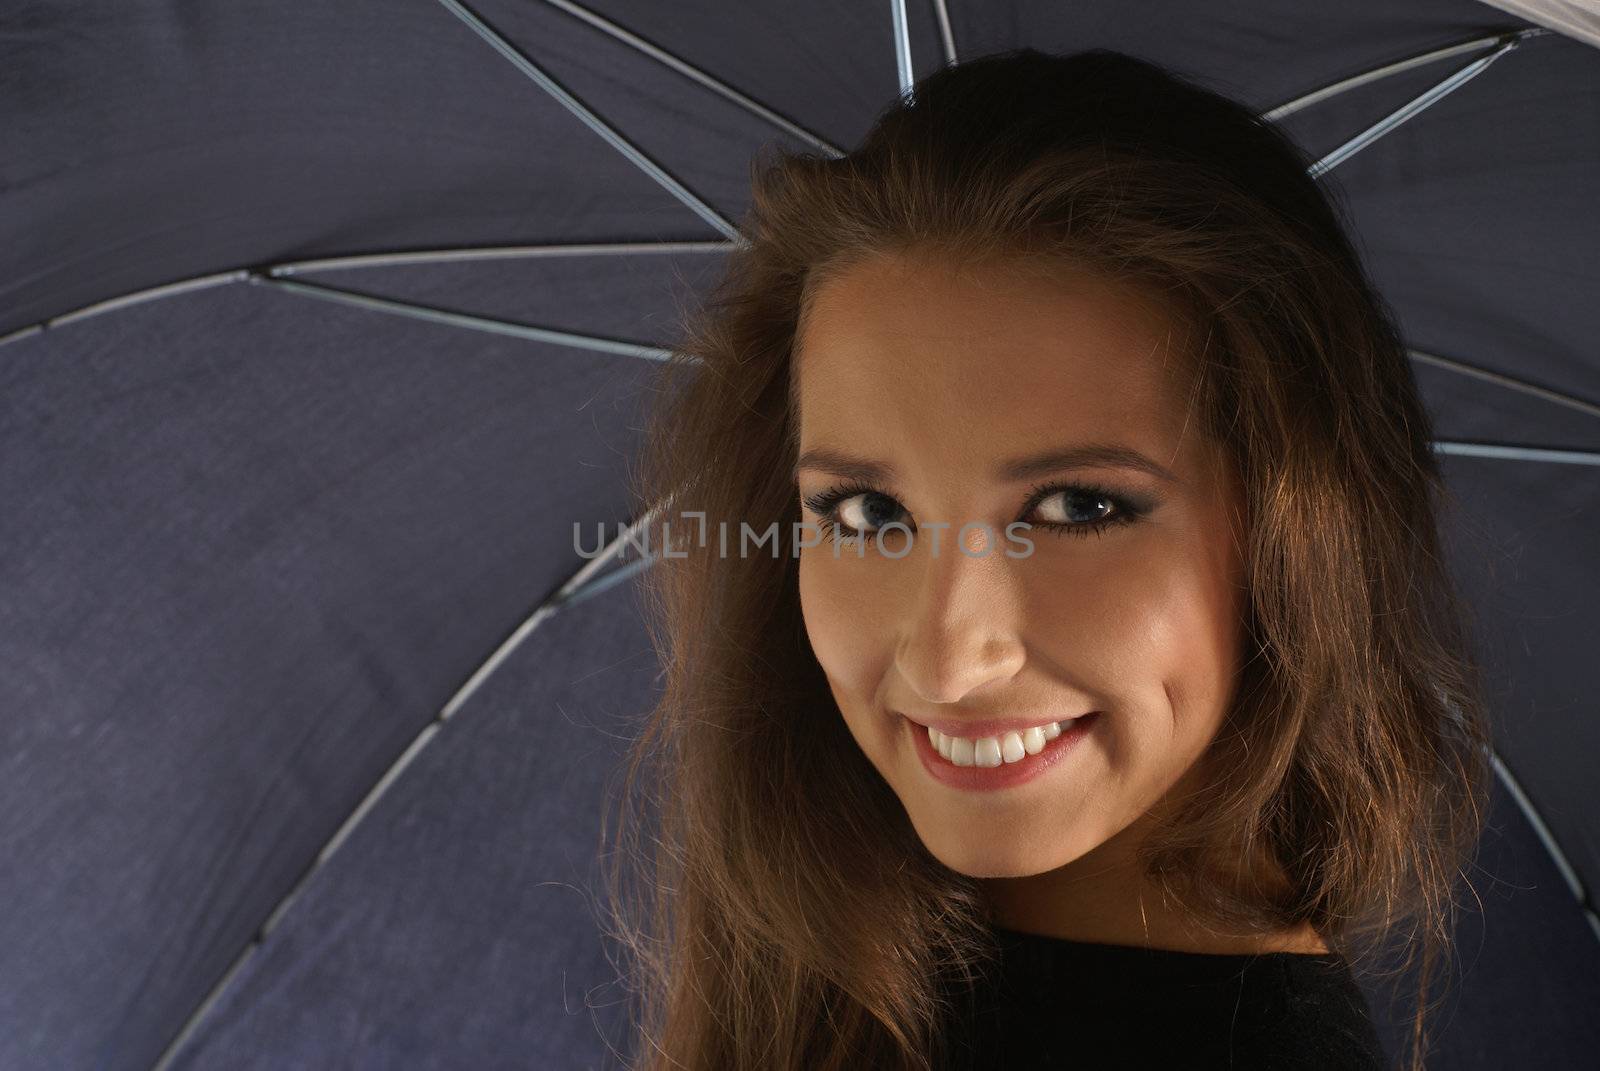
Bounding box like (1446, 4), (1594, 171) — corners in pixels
(597, 47), (1492, 1071)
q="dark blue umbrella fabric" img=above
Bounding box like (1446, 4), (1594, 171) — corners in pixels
(2, 2), (1597, 1068)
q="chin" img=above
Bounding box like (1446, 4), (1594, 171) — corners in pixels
(917, 826), (1065, 880)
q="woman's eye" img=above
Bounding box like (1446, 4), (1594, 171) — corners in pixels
(837, 491), (906, 533)
(1032, 488), (1119, 526)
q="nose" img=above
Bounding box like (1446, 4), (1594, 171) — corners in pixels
(894, 535), (1026, 705)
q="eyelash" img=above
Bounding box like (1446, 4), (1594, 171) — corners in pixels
(800, 479), (1150, 545)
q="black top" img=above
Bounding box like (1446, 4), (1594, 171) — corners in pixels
(936, 926), (1390, 1070)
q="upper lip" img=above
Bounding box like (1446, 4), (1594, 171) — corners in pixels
(898, 710), (1095, 739)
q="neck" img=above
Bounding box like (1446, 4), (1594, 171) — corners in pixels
(979, 808), (1328, 956)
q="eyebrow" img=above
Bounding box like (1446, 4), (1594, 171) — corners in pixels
(793, 442), (1179, 484)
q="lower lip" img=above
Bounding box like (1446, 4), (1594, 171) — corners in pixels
(910, 713), (1100, 791)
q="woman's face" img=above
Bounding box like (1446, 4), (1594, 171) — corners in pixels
(793, 247), (1249, 891)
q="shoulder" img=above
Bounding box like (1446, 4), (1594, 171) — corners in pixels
(939, 936), (1391, 1071)
(1223, 955), (1391, 1070)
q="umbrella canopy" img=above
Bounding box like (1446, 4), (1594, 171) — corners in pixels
(2, 2), (1597, 1068)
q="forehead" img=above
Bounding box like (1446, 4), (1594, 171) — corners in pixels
(793, 250), (1196, 452)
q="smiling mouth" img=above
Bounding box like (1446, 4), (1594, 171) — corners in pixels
(921, 714), (1095, 767)
(907, 711), (1100, 790)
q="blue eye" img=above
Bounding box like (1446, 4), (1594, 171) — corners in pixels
(836, 491), (904, 533)
(1023, 483), (1144, 538)
(802, 482), (904, 544)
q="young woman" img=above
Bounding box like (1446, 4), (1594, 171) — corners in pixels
(600, 47), (1492, 1071)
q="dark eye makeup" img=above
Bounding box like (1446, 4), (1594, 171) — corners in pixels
(799, 478), (1155, 546)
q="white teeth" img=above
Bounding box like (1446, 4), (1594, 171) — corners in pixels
(926, 721), (1065, 767)
(949, 735), (974, 766)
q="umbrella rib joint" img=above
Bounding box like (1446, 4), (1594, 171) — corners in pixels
(250, 272), (680, 362)
(1305, 27), (1552, 179)
(145, 501), (665, 1071)
(540, 0), (843, 158)
(433, 0), (744, 243)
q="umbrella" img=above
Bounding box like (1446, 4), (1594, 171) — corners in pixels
(2, 1), (1597, 1068)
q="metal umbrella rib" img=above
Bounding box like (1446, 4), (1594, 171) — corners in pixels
(1433, 441), (1600, 465)
(893, 0), (915, 98)
(932, 0), (958, 66)
(1408, 347), (1600, 421)
(1490, 750), (1600, 943)
(267, 240), (737, 276)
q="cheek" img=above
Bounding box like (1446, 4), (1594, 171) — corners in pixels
(797, 551), (898, 706)
(1023, 534), (1243, 736)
